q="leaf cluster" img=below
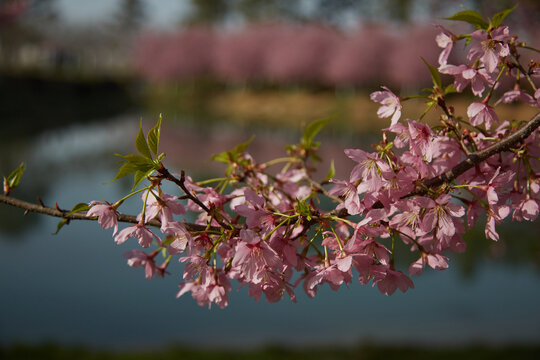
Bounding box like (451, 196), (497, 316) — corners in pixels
(443, 5), (517, 31)
(109, 115), (165, 190)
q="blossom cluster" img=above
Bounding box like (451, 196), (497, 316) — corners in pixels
(84, 10), (540, 308)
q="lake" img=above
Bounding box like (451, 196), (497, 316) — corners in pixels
(0, 117), (539, 350)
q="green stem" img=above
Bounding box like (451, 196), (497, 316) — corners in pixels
(264, 216), (296, 242)
(113, 186), (151, 209)
(262, 157), (299, 168)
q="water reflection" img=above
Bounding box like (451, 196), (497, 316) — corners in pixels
(0, 117), (539, 349)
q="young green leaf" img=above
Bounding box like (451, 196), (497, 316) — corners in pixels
(136, 121), (153, 159)
(443, 83), (458, 95)
(120, 154), (154, 167)
(325, 160), (335, 182)
(211, 136), (255, 164)
(67, 203), (91, 216)
(232, 135), (255, 156)
(422, 57), (442, 88)
(212, 151), (231, 164)
(53, 218), (69, 235)
(5, 162), (26, 189)
(302, 117), (329, 149)
(444, 10), (488, 29)
(147, 114), (162, 156)
(295, 199), (312, 221)
(107, 162), (140, 183)
(491, 4), (518, 28)
(132, 168), (155, 191)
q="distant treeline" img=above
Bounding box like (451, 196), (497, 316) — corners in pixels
(134, 24), (451, 90)
(0, 72), (134, 139)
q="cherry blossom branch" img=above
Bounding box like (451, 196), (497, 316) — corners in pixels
(156, 166), (235, 231)
(0, 194), (208, 232)
(417, 111), (540, 193)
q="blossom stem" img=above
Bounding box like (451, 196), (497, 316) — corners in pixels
(196, 177), (229, 186)
(508, 51), (537, 92)
(264, 216), (295, 242)
(262, 157), (299, 168)
(330, 225), (344, 251)
(485, 64), (507, 101)
(113, 186), (151, 208)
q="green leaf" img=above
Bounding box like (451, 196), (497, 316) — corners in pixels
(491, 4), (518, 28)
(147, 114), (162, 156)
(444, 10), (489, 29)
(421, 57), (442, 88)
(67, 203), (91, 216)
(5, 162), (26, 189)
(212, 151), (231, 164)
(53, 218), (69, 235)
(302, 117), (329, 149)
(325, 160), (335, 182)
(107, 152), (156, 184)
(132, 168), (155, 191)
(232, 135), (255, 156)
(444, 83), (458, 95)
(106, 162), (140, 183)
(295, 199), (312, 221)
(120, 154), (154, 166)
(211, 136), (254, 164)
(135, 121), (153, 159)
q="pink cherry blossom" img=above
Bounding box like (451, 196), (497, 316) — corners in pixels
(328, 178), (362, 215)
(439, 64), (494, 97)
(142, 191), (185, 225)
(374, 268), (414, 296)
(512, 198), (539, 222)
(389, 199), (425, 239)
(370, 86), (402, 126)
(303, 262), (352, 297)
(234, 188), (275, 230)
(407, 119), (437, 162)
(409, 253), (449, 276)
(177, 270), (231, 309)
(434, 25), (455, 65)
(114, 223), (160, 248)
(124, 250), (163, 279)
(495, 89), (536, 106)
(87, 201), (118, 234)
(467, 101), (498, 129)
(467, 26), (510, 73)
(420, 194), (465, 241)
(485, 205), (510, 241)
(344, 149), (392, 192)
(232, 229), (282, 283)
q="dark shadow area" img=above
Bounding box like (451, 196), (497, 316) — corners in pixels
(1, 343), (539, 360)
(0, 71), (137, 141)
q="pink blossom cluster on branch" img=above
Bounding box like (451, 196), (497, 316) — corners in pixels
(1, 7), (539, 309)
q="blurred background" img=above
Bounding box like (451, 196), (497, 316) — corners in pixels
(0, 0), (539, 358)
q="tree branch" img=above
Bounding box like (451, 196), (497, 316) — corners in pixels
(0, 194), (209, 233)
(416, 111), (540, 194)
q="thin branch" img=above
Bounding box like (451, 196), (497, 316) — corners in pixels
(0, 194), (209, 233)
(156, 166), (234, 231)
